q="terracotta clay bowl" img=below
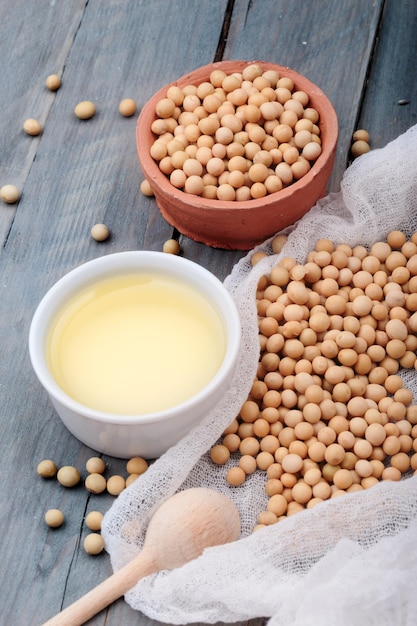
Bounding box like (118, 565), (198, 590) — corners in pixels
(136, 60), (338, 250)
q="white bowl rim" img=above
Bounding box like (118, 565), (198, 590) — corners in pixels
(29, 251), (241, 425)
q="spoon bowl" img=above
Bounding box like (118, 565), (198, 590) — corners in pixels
(142, 486), (241, 570)
(42, 488), (241, 626)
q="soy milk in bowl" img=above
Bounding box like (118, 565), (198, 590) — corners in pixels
(29, 252), (241, 458)
(47, 272), (225, 415)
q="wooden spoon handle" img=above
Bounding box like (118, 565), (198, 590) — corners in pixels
(42, 548), (156, 626)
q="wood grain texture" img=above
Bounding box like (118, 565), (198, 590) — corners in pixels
(0, 0), (88, 244)
(0, 2), (243, 624)
(0, 0), (415, 624)
(224, 0), (384, 191)
(182, 0), (385, 276)
(356, 0), (417, 148)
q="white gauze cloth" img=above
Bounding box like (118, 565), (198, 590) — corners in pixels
(102, 123), (417, 626)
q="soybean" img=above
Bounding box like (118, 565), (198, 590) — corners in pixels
(162, 238), (181, 254)
(45, 74), (61, 91)
(45, 509), (64, 528)
(85, 511), (104, 531)
(86, 457), (106, 474)
(85, 473), (107, 494)
(23, 118), (42, 136)
(140, 179), (154, 196)
(119, 98), (137, 117)
(37, 459), (57, 478)
(83, 533), (105, 555)
(91, 223), (110, 242)
(106, 475), (126, 496)
(74, 101), (96, 120)
(126, 456), (148, 475)
(57, 466), (81, 488)
(0, 184), (21, 204)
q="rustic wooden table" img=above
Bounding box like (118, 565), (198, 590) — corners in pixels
(0, 1), (416, 624)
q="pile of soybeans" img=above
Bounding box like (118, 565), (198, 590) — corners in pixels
(149, 63), (322, 201)
(210, 230), (417, 531)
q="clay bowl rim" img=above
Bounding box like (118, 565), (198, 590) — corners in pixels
(136, 60), (338, 214)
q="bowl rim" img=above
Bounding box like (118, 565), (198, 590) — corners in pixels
(29, 251), (241, 425)
(136, 59), (338, 212)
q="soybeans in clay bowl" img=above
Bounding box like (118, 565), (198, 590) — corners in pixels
(136, 60), (338, 250)
(29, 251), (241, 459)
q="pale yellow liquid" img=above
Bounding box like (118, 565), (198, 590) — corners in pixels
(47, 273), (226, 414)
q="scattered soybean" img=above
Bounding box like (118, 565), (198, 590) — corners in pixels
(23, 118), (42, 136)
(0, 184), (21, 204)
(162, 238), (181, 254)
(140, 179), (154, 196)
(91, 223), (110, 242)
(45, 74), (61, 91)
(45, 509), (64, 528)
(119, 98), (137, 117)
(85, 511), (104, 531)
(74, 100), (96, 120)
(86, 457), (106, 474)
(37, 459), (57, 478)
(85, 473), (107, 494)
(57, 465), (81, 488)
(83, 533), (105, 555)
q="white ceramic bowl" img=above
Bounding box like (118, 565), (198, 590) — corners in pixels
(29, 251), (241, 458)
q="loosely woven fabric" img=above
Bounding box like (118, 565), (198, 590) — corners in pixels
(102, 124), (417, 626)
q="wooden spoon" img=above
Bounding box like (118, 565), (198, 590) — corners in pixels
(42, 487), (241, 626)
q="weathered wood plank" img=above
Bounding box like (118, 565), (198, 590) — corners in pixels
(0, 0), (88, 244)
(356, 0), (417, 148)
(224, 0), (384, 192)
(0, 1), (246, 624)
(1, 0), (414, 625)
(181, 0), (384, 274)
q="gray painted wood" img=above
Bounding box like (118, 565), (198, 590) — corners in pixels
(0, 0), (89, 244)
(356, 0), (417, 149)
(0, 0), (415, 624)
(181, 0), (387, 277)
